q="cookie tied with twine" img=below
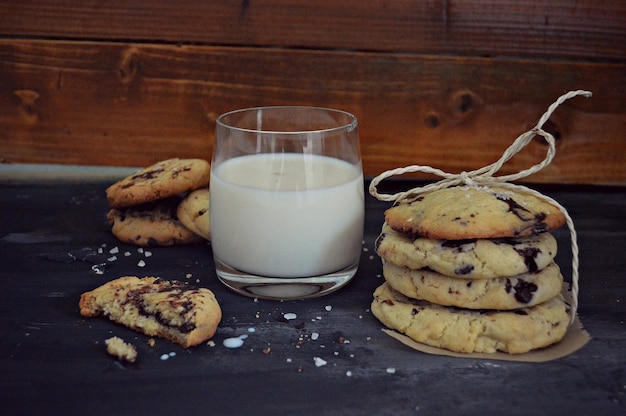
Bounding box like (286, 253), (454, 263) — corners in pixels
(369, 90), (592, 324)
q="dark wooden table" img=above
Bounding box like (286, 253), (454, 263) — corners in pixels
(1, 173), (624, 415)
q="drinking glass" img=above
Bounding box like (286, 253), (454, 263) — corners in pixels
(209, 106), (364, 300)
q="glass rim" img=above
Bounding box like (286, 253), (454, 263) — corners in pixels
(216, 106), (357, 135)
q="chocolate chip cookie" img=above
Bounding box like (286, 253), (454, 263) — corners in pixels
(176, 187), (210, 240)
(106, 158), (210, 209)
(376, 223), (557, 278)
(371, 282), (569, 354)
(382, 261), (563, 310)
(385, 186), (566, 240)
(107, 198), (205, 247)
(80, 276), (222, 348)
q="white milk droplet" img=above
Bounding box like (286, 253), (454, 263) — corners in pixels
(223, 337), (245, 348)
(313, 357), (327, 367)
(223, 334), (248, 349)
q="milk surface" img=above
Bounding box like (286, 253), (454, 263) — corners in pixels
(210, 153), (364, 278)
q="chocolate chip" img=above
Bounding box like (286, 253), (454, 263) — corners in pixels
(515, 247), (541, 272)
(455, 264), (474, 275)
(496, 194), (532, 221)
(442, 239), (477, 252)
(513, 280), (538, 303)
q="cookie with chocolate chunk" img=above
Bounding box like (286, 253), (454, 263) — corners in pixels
(384, 186), (565, 240)
(371, 282), (569, 354)
(80, 276), (222, 348)
(106, 158), (210, 209)
(107, 198), (204, 247)
(382, 261), (563, 310)
(376, 223), (557, 279)
(176, 187), (211, 240)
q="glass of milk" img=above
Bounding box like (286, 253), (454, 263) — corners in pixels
(209, 106), (364, 300)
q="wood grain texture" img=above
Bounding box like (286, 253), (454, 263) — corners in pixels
(1, 40), (624, 184)
(0, 0), (624, 61)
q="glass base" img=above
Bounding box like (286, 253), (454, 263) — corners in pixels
(214, 258), (358, 300)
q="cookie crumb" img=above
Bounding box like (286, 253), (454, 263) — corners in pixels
(91, 263), (109, 274)
(105, 336), (137, 363)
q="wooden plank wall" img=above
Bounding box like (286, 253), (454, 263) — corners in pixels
(1, 0), (625, 184)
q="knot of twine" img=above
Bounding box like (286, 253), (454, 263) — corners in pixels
(369, 90), (592, 324)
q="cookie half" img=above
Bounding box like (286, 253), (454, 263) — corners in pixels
(383, 261), (563, 310)
(106, 158), (211, 208)
(177, 187), (210, 240)
(385, 186), (566, 239)
(107, 198), (205, 247)
(371, 282), (569, 354)
(80, 276), (222, 348)
(376, 223), (557, 278)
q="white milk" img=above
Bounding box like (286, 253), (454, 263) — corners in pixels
(210, 153), (364, 278)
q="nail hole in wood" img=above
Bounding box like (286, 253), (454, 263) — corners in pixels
(448, 89), (481, 117)
(424, 112), (440, 129)
(457, 93), (473, 113)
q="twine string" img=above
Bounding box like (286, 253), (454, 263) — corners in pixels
(369, 90), (592, 324)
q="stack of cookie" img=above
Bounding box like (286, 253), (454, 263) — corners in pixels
(106, 158), (212, 247)
(371, 185), (571, 354)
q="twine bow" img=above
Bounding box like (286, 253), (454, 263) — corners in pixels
(369, 90), (592, 324)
